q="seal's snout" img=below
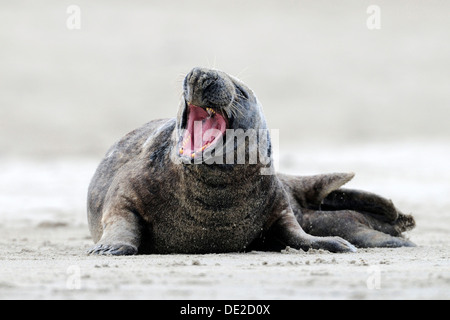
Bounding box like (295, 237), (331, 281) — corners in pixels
(179, 67), (254, 160)
(184, 67), (235, 109)
(179, 68), (237, 160)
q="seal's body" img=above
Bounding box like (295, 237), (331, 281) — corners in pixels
(87, 67), (415, 255)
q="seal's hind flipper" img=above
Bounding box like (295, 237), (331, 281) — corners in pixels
(279, 172), (416, 248)
(280, 172), (414, 228)
(278, 172), (355, 209)
(301, 209), (416, 248)
(319, 187), (416, 234)
(322, 188), (399, 222)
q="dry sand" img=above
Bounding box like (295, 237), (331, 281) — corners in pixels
(0, 143), (449, 300)
(1, 1), (449, 300)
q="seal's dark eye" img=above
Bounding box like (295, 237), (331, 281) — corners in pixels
(235, 84), (248, 100)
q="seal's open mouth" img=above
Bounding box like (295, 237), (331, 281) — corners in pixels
(179, 104), (228, 158)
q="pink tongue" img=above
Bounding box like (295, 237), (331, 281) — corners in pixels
(182, 105), (227, 156)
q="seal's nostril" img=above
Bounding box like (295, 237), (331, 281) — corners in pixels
(202, 78), (215, 90)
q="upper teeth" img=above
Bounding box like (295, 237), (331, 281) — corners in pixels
(206, 107), (215, 117)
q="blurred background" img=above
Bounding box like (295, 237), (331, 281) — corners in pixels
(1, 0), (449, 159)
(0, 1), (449, 227)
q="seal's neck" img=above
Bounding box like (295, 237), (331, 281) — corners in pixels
(177, 161), (275, 220)
(182, 162), (267, 186)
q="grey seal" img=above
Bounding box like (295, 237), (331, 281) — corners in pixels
(87, 67), (415, 255)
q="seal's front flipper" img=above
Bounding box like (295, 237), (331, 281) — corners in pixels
(87, 209), (142, 256)
(270, 210), (357, 253)
(87, 243), (138, 255)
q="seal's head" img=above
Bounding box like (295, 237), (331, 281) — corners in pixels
(176, 67), (267, 162)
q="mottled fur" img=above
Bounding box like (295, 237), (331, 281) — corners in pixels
(87, 67), (415, 255)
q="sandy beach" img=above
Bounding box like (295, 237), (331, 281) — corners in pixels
(1, 1), (449, 300)
(1, 142), (449, 300)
